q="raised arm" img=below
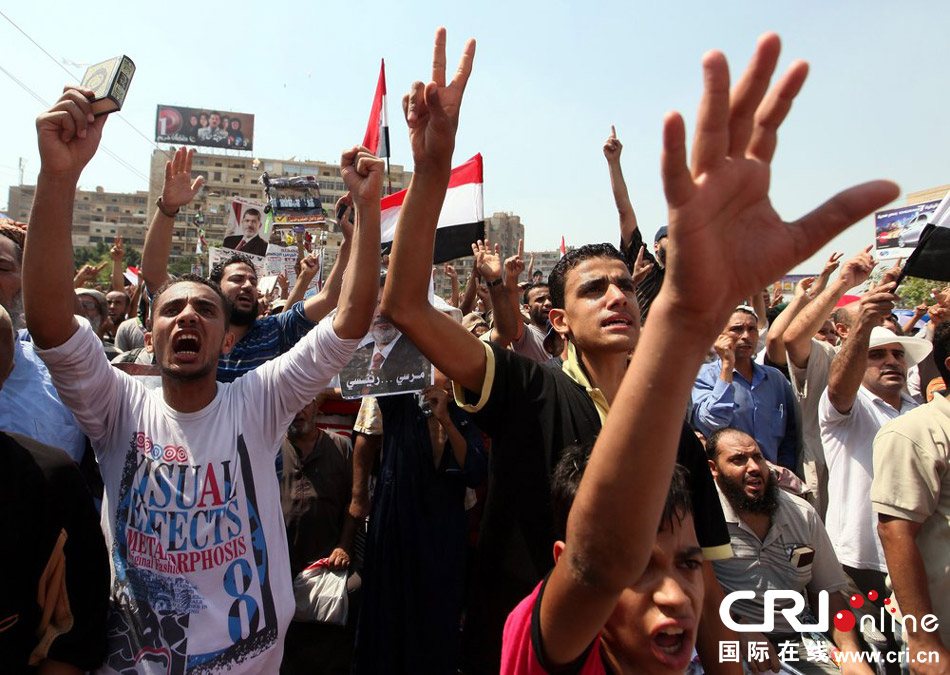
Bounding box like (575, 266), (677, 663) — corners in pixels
(443, 263), (460, 307)
(24, 88), (109, 349)
(537, 33), (899, 666)
(784, 247), (874, 368)
(285, 252), (319, 309)
(827, 277), (899, 414)
(480, 238), (523, 348)
(302, 198), (354, 322)
(752, 288), (769, 330)
(458, 265), (478, 316)
(807, 251), (842, 300)
(109, 236), (125, 292)
(332, 146), (382, 339)
(141, 147), (204, 294)
(765, 276), (813, 366)
(603, 125), (639, 248)
(379, 28), (488, 393)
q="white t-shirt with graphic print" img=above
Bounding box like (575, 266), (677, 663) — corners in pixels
(37, 317), (359, 674)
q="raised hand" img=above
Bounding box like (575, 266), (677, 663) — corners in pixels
(74, 261), (107, 287)
(341, 146), (384, 207)
(402, 27), (476, 175)
(503, 238), (525, 290)
(298, 252), (320, 280)
(473, 238), (503, 283)
(658, 33), (898, 332)
(632, 245), (654, 287)
(837, 246), (876, 290)
(770, 286), (784, 308)
(808, 251), (842, 298)
(35, 86), (107, 178)
(603, 125), (622, 163)
(443, 263), (458, 281)
(162, 147), (205, 211)
(276, 272), (289, 296)
(109, 235), (124, 261)
(820, 252), (843, 278)
(793, 276), (815, 299)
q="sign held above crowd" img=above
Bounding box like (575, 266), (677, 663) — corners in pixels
(155, 104), (255, 150)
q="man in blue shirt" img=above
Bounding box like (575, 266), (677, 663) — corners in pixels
(0, 234), (86, 462)
(141, 147), (355, 382)
(692, 306), (799, 469)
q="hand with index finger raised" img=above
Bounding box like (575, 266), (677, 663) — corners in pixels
(603, 125), (623, 161)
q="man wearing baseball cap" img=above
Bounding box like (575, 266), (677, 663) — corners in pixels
(819, 276), (932, 600)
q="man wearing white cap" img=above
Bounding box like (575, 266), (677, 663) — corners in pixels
(820, 278), (933, 597)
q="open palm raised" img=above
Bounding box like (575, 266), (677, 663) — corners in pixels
(659, 33), (898, 330)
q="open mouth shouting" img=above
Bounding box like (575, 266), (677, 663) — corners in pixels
(172, 331), (202, 362)
(650, 622), (694, 669)
(234, 291), (255, 309)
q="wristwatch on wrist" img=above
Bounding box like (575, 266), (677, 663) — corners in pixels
(156, 197), (180, 218)
(486, 277), (504, 288)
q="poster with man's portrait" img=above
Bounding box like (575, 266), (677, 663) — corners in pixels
(223, 197), (269, 257)
(338, 312), (432, 400)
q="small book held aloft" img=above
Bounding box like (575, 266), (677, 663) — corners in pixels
(80, 55), (135, 116)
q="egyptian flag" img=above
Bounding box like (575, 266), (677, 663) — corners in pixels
(123, 266), (139, 286)
(560, 236), (566, 258)
(901, 189), (950, 282)
(363, 60), (390, 159)
(380, 154), (484, 264)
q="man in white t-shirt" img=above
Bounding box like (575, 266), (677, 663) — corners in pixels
(782, 248), (875, 518)
(23, 87), (382, 674)
(818, 276), (932, 598)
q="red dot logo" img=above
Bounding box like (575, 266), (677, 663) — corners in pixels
(868, 590), (879, 601)
(834, 611), (856, 632)
(884, 598), (891, 606)
(849, 594), (864, 609)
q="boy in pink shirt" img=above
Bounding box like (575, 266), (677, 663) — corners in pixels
(502, 450), (700, 674)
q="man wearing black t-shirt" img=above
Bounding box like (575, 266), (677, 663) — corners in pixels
(0, 431), (109, 672)
(604, 125), (667, 323)
(381, 29), (898, 673)
(383, 37), (739, 675)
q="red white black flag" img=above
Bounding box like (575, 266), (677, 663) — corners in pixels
(901, 189), (950, 282)
(363, 60), (389, 159)
(380, 154), (484, 264)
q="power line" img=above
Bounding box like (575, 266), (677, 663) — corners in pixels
(0, 61), (158, 189)
(0, 9), (171, 159)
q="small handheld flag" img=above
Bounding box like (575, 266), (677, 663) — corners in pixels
(363, 60), (390, 159)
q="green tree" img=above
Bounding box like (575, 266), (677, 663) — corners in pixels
(899, 275), (944, 309)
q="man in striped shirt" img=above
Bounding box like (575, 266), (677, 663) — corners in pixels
(141, 147), (355, 382)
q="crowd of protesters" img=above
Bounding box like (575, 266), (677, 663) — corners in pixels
(2, 26), (950, 675)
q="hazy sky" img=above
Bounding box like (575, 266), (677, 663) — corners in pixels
(1, 1), (947, 272)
